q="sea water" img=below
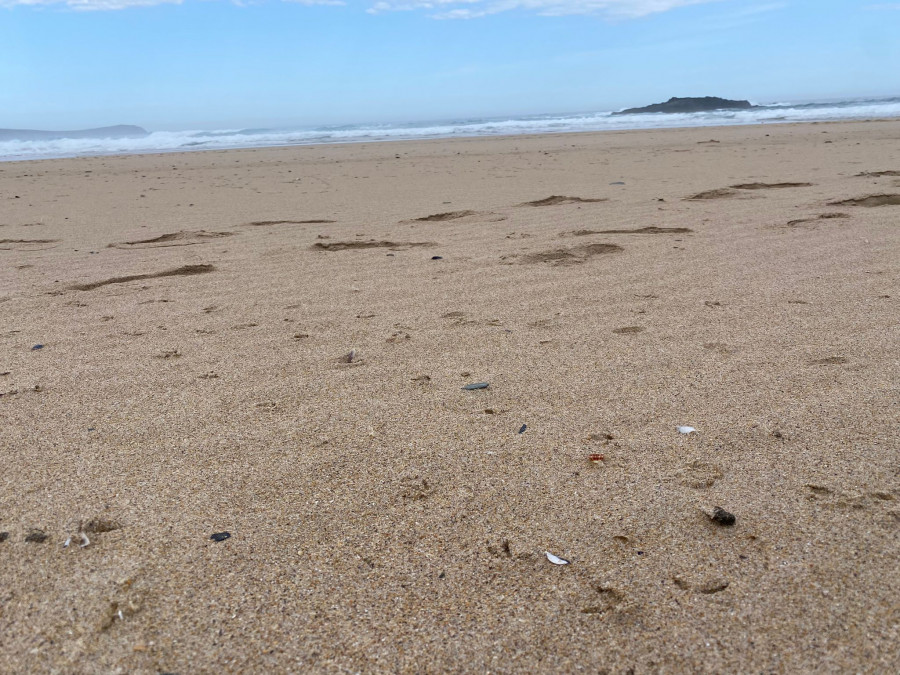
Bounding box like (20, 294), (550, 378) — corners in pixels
(2, 96), (899, 162)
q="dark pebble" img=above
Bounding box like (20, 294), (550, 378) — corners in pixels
(31, 344), (44, 351)
(25, 529), (48, 543)
(518, 424), (527, 434)
(710, 507), (736, 526)
(0, 532), (9, 543)
(610, 181), (625, 185)
(431, 256), (443, 260)
(462, 382), (489, 390)
(210, 531), (231, 542)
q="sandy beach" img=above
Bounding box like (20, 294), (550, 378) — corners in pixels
(1, 120), (898, 673)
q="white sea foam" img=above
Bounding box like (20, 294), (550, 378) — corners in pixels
(3, 97), (899, 162)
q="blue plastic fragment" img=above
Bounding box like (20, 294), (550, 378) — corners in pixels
(462, 382), (489, 390)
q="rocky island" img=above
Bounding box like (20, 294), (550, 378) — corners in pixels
(614, 96), (755, 115)
(0, 125), (149, 141)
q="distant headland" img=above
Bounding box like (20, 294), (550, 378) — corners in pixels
(0, 125), (149, 141)
(614, 97), (755, 115)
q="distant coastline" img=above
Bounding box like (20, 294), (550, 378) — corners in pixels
(613, 96), (754, 115)
(0, 125), (148, 142)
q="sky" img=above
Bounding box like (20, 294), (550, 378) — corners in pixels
(1, 0), (899, 131)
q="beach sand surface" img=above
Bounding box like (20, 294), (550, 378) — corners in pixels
(1, 120), (899, 673)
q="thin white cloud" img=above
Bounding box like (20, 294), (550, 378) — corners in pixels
(369, 0), (724, 19)
(865, 3), (900, 8)
(0, 0), (344, 8)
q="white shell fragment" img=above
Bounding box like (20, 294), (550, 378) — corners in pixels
(677, 426), (697, 434)
(545, 551), (570, 565)
(80, 532), (91, 548)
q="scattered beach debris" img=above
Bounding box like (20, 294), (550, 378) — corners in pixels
(31, 344), (44, 350)
(462, 382), (489, 390)
(25, 529), (48, 543)
(339, 349), (359, 364)
(431, 256), (443, 260)
(677, 426), (696, 434)
(0, 532), (9, 543)
(589, 454), (605, 464)
(210, 532), (231, 542)
(609, 181), (625, 185)
(63, 532), (91, 548)
(613, 326), (644, 334)
(545, 552), (570, 565)
(518, 424), (527, 434)
(708, 507), (736, 526)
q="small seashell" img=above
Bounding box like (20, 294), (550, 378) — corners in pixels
(462, 382), (489, 390)
(80, 532), (90, 548)
(677, 426), (696, 434)
(545, 551), (570, 565)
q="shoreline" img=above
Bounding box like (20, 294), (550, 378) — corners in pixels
(4, 114), (900, 164)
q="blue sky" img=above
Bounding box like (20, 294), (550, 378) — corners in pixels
(1, 0), (898, 130)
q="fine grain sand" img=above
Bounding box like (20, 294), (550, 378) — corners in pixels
(1, 120), (899, 673)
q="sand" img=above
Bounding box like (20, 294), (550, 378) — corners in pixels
(1, 120), (898, 673)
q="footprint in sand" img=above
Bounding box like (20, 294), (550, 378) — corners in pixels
(311, 240), (435, 251)
(809, 356), (848, 365)
(406, 210), (506, 224)
(513, 243), (623, 266)
(244, 219), (336, 226)
(69, 264), (215, 292)
(784, 212), (849, 228)
(517, 195), (608, 207)
(854, 170), (900, 177)
(730, 182), (813, 190)
(566, 226), (693, 236)
(0, 238), (60, 251)
(828, 194), (900, 207)
(687, 183), (813, 200)
(109, 230), (233, 249)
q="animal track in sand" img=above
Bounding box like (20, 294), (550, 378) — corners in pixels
(515, 242), (623, 266)
(245, 219), (335, 226)
(568, 226), (693, 236)
(517, 195), (608, 207)
(408, 210), (507, 223)
(612, 326), (644, 334)
(69, 264), (215, 291)
(312, 240), (435, 251)
(109, 230), (233, 249)
(828, 194), (900, 207)
(730, 182), (813, 190)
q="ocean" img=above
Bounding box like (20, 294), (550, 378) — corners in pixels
(3, 96), (899, 162)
